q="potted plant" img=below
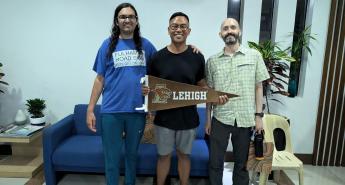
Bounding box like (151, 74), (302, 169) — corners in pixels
(26, 98), (46, 125)
(248, 40), (296, 113)
(0, 62), (9, 94)
(288, 26), (316, 97)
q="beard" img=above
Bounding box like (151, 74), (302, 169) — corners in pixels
(222, 33), (239, 45)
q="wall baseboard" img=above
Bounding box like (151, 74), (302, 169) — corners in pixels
(225, 152), (313, 164)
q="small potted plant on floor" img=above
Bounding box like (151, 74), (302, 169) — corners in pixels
(26, 98), (46, 126)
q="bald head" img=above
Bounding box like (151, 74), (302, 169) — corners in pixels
(219, 18), (241, 45)
(220, 18), (240, 31)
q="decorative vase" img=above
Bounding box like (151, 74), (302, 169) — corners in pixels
(14, 109), (27, 125)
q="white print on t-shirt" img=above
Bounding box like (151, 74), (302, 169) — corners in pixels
(112, 50), (146, 68)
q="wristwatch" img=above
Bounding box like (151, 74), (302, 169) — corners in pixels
(255, 112), (264, 118)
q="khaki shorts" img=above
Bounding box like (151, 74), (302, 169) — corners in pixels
(154, 125), (196, 155)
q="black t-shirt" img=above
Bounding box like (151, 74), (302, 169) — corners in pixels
(148, 46), (205, 130)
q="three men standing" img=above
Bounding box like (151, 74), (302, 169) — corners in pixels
(87, 2), (269, 184)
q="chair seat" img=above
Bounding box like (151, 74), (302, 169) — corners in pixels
(273, 151), (303, 169)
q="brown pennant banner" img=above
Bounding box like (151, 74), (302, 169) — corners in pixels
(136, 75), (238, 112)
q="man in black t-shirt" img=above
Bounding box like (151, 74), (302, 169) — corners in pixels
(147, 12), (207, 185)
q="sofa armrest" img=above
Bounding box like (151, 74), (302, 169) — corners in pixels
(43, 114), (75, 152)
(43, 114), (74, 185)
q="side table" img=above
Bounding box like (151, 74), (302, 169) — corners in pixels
(0, 128), (43, 177)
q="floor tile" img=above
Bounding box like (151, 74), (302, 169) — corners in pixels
(0, 177), (28, 185)
(1, 163), (345, 185)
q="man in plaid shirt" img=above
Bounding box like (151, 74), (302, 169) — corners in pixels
(205, 18), (269, 185)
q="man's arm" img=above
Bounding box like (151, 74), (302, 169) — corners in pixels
(255, 82), (264, 133)
(87, 75), (104, 132)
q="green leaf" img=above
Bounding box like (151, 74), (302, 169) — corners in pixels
(274, 77), (288, 84)
(272, 81), (285, 89)
(269, 98), (284, 104)
(309, 35), (317, 40)
(274, 91), (289, 96)
(0, 81), (9, 85)
(306, 47), (312, 55)
(26, 98), (46, 117)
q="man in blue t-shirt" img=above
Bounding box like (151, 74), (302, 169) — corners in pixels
(86, 3), (156, 185)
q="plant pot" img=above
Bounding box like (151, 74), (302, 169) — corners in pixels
(30, 116), (46, 126)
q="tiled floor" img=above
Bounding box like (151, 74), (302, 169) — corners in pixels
(0, 163), (344, 185)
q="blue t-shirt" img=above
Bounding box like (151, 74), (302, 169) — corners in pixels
(93, 38), (156, 113)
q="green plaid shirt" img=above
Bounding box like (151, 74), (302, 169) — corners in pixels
(206, 46), (269, 127)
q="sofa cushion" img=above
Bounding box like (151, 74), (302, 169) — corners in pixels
(196, 107), (206, 139)
(190, 140), (209, 173)
(136, 143), (158, 174)
(52, 135), (104, 169)
(52, 135), (159, 174)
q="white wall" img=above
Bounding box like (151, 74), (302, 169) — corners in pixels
(241, 0), (262, 45)
(0, 0), (331, 154)
(269, 0), (331, 154)
(0, 0), (227, 124)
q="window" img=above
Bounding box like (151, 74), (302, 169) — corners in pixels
(259, 0), (275, 42)
(288, 0), (309, 97)
(227, 0), (242, 21)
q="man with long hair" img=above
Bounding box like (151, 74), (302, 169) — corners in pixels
(86, 3), (156, 185)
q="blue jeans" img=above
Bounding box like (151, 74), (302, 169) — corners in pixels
(101, 113), (145, 185)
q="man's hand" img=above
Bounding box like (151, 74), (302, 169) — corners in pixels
(147, 111), (154, 121)
(190, 45), (202, 54)
(255, 117), (263, 134)
(142, 85), (150, 96)
(205, 121), (211, 135)
(217, 95), (229, 105)
(86, 110), (97, 132)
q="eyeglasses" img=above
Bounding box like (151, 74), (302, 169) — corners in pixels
(169, 24), (189, 31)
(118, 15), (137, 21)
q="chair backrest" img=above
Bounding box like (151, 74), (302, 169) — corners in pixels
(263, 114), (293, 153)
(196, 107), (206, 139)
(74, 104), (102, 135)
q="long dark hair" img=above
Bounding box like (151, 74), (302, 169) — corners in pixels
(106, 3), (143, 59)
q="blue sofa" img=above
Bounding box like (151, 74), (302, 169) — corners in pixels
(43, 104), (209, 185)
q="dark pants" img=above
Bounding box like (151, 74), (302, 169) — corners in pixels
(209, 118), (252, 185)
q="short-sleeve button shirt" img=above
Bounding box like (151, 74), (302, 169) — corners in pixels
(206, 46), (269, 127)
